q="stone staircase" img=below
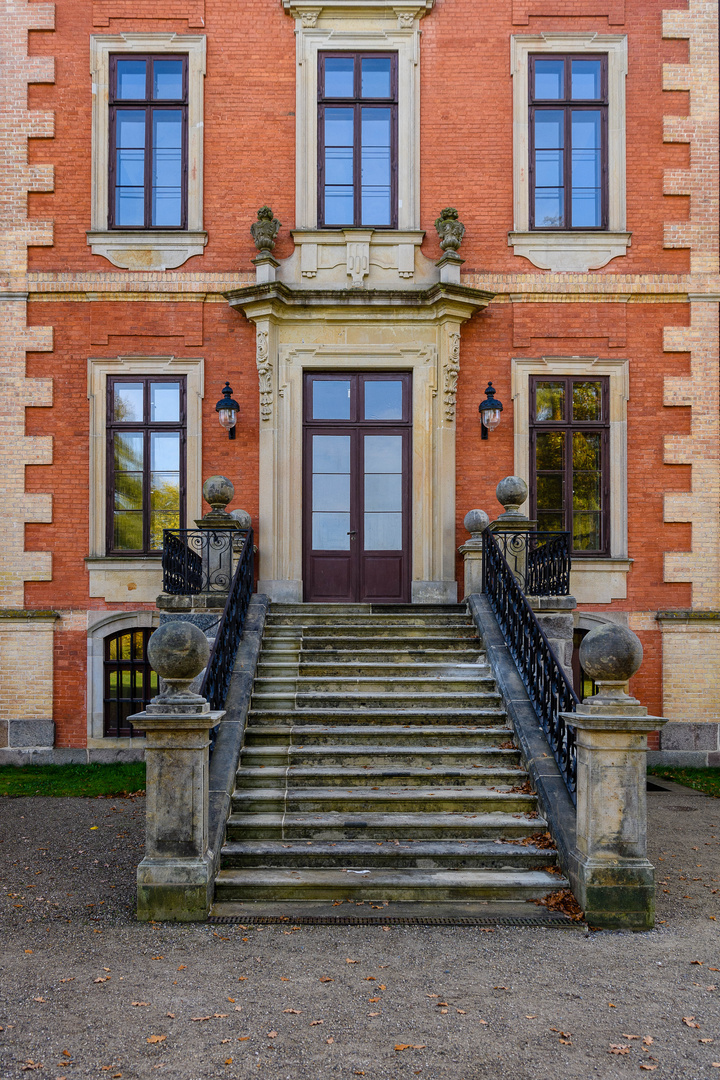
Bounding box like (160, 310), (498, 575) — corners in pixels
(212, 603), (567, 912)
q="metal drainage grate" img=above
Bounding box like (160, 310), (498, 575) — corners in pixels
(208, 914), (582, 928)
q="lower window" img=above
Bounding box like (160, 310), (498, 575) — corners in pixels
(530, 375), (609, 555)
(103, 628), (157, 736)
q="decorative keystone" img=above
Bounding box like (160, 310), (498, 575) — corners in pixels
(464, 508), (489, 539)
(147, 620), (210, 703)
(496, 476), (528, 519)
(579, 623), (644, 706)
(434, 207), (465, 252)
(251, 205), (281, 252)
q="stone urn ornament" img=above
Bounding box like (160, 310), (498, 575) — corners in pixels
(464, 508), (489, 540)
(496, 476), (529, 519)
(435, 207), (466, 252)
(147, 620), (210, 703)
(250, 205), (281, 252)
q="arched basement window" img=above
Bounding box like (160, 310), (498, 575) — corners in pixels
(103, 628), (157, 736)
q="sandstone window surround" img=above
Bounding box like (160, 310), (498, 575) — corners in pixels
(87, 610), (159, 749)
(284, 1), (433, 278)
(86, 355), (204, 603)
(512, 355), (632, 604)
(509, 33), (630, 272)
(88, 33), (207, 271)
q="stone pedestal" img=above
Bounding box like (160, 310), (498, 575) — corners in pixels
(458, 539), (484, 598)
(563, 700), (667, 929)
(527, 595), (576, 680)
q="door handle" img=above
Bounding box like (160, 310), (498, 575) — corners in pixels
(347, 531), (357, 537)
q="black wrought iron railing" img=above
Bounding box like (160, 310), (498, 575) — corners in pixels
(483, 528), (578, 803)
(201, 528), (254, 714)
(162, 528), (235, 595)
(491, 529), (571, 597)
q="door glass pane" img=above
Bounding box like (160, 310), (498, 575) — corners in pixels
(361, 107), (391, 226)
(534, 59), (564, 99)
(364, 435), (402, 551)
(113, 382), (144, 422)
(572, 381), (602, 421)
(116, 59), (146, 99)
(150, 382), (180, 421)
(571, 59), (602, 100)
(324, 56), (354, 97)
(313, 434), (351, 473)
(535, 382), (565, 422)
(361, 57), (391, 98)
(364, 380), (403, 420)
(312, 435), (351, 551)
(153, 59), (183, 100)
(364, 434), (402, 473)
(152, 110), (182, 226)
(313, 380), (351, 420)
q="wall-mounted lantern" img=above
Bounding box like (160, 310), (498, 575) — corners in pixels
(215, 382), (240, 439)
(479, 382), (503, 440)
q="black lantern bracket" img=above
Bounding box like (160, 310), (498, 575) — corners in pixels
(479, 382), (504, 440)
(215, 381), (240, 439)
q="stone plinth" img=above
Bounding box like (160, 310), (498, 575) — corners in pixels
(527, 595), (576, 680)
(459, 509), (489, 599)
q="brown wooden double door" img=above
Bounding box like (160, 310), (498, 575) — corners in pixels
(303, 372), (412, 603)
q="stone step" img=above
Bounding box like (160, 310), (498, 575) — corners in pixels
(251, 690), (503, 711)
(247, 708), (507, 726)
(219, 838), (555, 870)
(225, 810), (545, 841)
(235, 764), (526, 788)
(263, 627), (480, 642)
(294, 649), (486, 664)
(240, 744), (519, 766)
(252, 675), (497, 695)
(243, 724), (513, 746)
(257, 661), (492, 679)
(265, 613), (474, 628)
(231, 785), (537, 815)
(214, 867), (565, 903)
(270, 603), (466, 614)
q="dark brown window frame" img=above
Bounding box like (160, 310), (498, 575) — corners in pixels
(317, 51), (398, 230)
(529, 374), (610, 557)
(103, 627), (156, 737)
(106, 375), (187, 556)
(108, 53), (189, 230)
(529, 53), (609, 231)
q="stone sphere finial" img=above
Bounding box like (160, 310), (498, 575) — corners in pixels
(147, 621), (210, 701)
(579, 623), (643, 684)
(496, 476), (528, 517)
(464, 509), (489, 539)
(203, 475), (234, 513)
(230, 508), (252, 531)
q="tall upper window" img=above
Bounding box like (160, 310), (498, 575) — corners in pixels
(529, 54), (608, 230)
(109, 54), (188, 229)
(107, 376), (186, 554)
(318, 52), (398, 229)
(530, 376), (609, 555)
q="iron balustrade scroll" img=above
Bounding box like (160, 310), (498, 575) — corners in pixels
(491, 529), (571, 597)
(201, 528), (254, 716)
(482, 528), (578, 803)
(162, 528), (235, 595)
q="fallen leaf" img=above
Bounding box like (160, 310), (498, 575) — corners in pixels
(369, 997), (380, 1003)
(559, 1039), (572, 1046)
(267, 1031), (277, 1039)
(639, 1066), (657, 1072)
(395, 1044), (426, 1052)
(346, 959), (358, 964)
(238, 1036), (249, 1042)
(692, 961), (704, 965)
(379, 985), (386, 991)
(683, 1017), (701, 1029)
(608, 1046), (630, 1055)
(59, 978), (74, 983)
(283, 1009), (301, 1014)
(177, 965), (186, 971)
(354, 1073), (366, 1076)
(24, 950), (33, 954)
(319, 977), (334, 983)
(700, 1038), (715, 1043)
(132, 1002), (150, 1007)
(478, 1019), (488, 1025)
(280, 977), (289, 981)
(425, 992), (436, 997)
(437, 1002), (449, 1007)
(623, 1034), (640, 1039)
(227, 997), (235, 1003)
(146, 1035), (166, 1044)
(21, 1064), (43, 1072)
(32, 996), (46, 1002)
(310, 1019), (323, 1026)
(166, 1013), (174, 1018)
(191, 1016), (212, 1022)
(94, 978), (109, 984)
(369, 1012), (380, 1017)
(643, 1037), (653, 1045)
(456, 1009), (466, 1015)
(224, 1060), (232, 1065)
(609, 1003), (616, 1007)
(238, 977), (247, 981)
(326, 1037), (334, 1044)
(214, 1014), (229, 1019)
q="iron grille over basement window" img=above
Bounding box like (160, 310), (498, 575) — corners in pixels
(318, 52), (398, 228)
(103, 628), (157, 737)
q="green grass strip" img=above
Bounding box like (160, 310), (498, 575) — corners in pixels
(649, 766), (720, 799)
(0, 762), (145, 798)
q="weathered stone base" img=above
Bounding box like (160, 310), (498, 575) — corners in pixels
(257, 579), (303, 603)
(0, 718), (54, 748)
(0, 746), (146, 765)
(136, 855), (214, 922)
(647, 721), (720, 767)
(573, 858), (656, 931)
(411, 580), (458, 604)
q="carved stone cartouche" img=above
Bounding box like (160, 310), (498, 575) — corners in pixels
(251, 206), (281, 252)
(434, 207), (466, 253)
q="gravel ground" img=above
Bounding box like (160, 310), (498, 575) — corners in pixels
(1, 782), (719, 1080)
